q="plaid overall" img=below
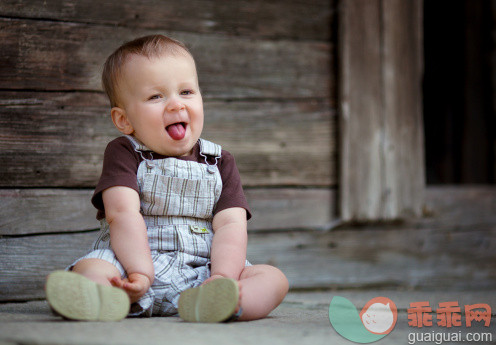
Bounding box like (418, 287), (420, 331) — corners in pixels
(71, 136), (223, 316)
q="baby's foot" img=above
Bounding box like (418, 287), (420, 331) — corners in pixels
(178, 278), (241, 322)
(45, 270), (130, 321)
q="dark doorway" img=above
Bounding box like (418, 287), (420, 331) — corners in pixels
(423, 0), (495, 184)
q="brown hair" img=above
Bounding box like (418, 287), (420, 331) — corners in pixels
(102, 35), (191, 107)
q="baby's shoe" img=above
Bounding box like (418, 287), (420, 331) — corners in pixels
(178, 278), (241, 323)
(45, 270), (130, 321)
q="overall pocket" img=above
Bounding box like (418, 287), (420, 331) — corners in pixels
(141, 173), (216, 219)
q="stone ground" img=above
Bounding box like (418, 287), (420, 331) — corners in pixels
(1, 290), (495, 345)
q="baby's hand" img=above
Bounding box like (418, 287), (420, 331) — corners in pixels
(110, 273), (151, 303)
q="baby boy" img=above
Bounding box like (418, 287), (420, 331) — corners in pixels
(45, 34), (288, 322)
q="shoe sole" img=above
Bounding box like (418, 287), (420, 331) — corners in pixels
(45, 270), (130, 321)
(178, 278), (239, 323)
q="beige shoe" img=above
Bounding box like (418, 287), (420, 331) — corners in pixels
(178, 278), (240, 323)
(45, 270), (130, 321)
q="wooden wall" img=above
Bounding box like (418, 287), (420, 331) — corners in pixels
(1, 1), (494, 303)
(0, 0), (337, 301)
(339, 0), (424, 221)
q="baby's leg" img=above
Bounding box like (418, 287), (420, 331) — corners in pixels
(72, 258), (122, 286)
(238, 264), (289, 321)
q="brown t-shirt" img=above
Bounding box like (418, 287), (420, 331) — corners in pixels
(91, 136), (251, 220)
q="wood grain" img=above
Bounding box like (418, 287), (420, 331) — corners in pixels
(0, 0), (344, 303)
(0, 92), (336, 187)
(0, 188), (336, 235)
(245, 188), (336, 231)
(0, 18), (332, 98)
(2, 221), (495, 301)
(0, 189), (99, 235)
(0, 0), (334, 41)
(414, 185), (496, 229)
(339, 0), (383, 220)
(3, 185), (492, 236)
(0, 232), (95, 302)
(339, 0), (424, 221)
(381, 0), (424, 218)
(249, 225), (496, 291)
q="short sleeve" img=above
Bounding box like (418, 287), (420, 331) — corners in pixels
(91, 137), (141, 219)
(214, 150), (252, 220)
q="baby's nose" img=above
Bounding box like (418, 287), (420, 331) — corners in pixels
(166, 96), (185, 112)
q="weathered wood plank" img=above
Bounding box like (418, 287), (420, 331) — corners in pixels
(0, 0), (335, 41)
(0, 232), (95, 302)
(0, 189), (99, 235)
(204, 99), (336, 187)
(381, 0), (424, 218)
(245, 188), (336, 231)
(0, 188), (336, 235)
(415, 185), (496, 229)
(0, 92), (336, 187)
(250, 226), (496, 291)
(3, 184), (491, 235)
(0, 92), (117, 188)
(0, 18), (332, 98)
(339, 0), (383, 220)
(339, 0), (424, 221)
(2, 224), (495, 301)
(3, 186), (492, 236)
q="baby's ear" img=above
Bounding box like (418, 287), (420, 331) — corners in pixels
(111, 107), (134, 135)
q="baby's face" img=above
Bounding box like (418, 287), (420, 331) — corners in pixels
(115, 52), (204, 156)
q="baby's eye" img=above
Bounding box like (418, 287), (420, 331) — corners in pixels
(148, 94), (162, 100)
(180, 90), (194, 96)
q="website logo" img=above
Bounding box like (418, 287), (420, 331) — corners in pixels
(329, 296), (398, 343)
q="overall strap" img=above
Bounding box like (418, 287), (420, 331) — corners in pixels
(124, 135), (151, 152)
(198, 138), (222, 158)
(124, 135), (154, 167)
(198, 139), (222, 173)
(125, 136), (221, 169)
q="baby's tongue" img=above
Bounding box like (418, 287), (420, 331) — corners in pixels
(166, 123), (186, 140)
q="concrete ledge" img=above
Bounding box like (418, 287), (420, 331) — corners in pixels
(1, 291), (495, 345)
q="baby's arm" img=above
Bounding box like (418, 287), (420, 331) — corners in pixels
(210, 207), (248, 280)
(103, 186), (154, 302)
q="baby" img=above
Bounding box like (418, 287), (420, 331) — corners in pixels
(45, 34), (288, 322)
